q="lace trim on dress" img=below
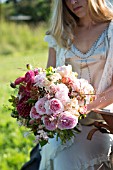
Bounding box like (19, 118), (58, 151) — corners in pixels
(72, 25), (109, 56)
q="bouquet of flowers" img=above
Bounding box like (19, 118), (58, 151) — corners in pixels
(9, 64), (95, 147)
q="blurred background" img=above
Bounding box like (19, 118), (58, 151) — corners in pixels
(0, 0), (51, 169)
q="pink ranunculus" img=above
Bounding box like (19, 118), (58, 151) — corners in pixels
(25, 70), (35, 84)
(30, 106), (41, 119)
(35, 97), (47, 115)
(58, 111), (78, 130)
(14, 76), (25, 85)
(45, 98), (64, 115)
(43, 115), (57, 131)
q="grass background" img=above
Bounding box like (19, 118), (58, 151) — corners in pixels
(0, 20), (48, 170)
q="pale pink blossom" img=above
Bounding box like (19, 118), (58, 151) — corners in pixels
(56, 83), (69, 93)
(72, 79), (94, 95)
(56, 65), (72, 77)
(48, 73), (62, 82)
(35, 97), (47, 115)
(58, 111), (78, 130)
(30, 106), (41, 119)
(68, 109), (80, 117)
(36, 130), (49, 141)
(78, 99), (85, 107)
(43, 115), (57, 131)
(79, 106), (87, 114)
(45, 98), (64, 115)
(65, 98), (79, 111)
(47, 83), (58, 94)
(34, 72), (47, 87)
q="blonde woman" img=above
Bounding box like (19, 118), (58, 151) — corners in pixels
(38, 0), (113, 169)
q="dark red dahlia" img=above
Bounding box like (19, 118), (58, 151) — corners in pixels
(17, 96), (32, 118)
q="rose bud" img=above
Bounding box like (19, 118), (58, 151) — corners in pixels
(26, 64), (32, 70)
(10, 82), (16, 88)
(14, 76), (25, 85)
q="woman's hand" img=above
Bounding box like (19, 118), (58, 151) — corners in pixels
(92, 108), (113, 130)
(87, 85), (113, 114)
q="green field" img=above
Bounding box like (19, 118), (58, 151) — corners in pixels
(0, 20), (48, 170)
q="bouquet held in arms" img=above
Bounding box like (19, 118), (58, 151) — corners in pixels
(9, 64), (95, 147)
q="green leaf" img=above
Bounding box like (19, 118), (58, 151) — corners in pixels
(39, 140), (48, 147)
(11, 110), (19, 118)
(27, 99), (36, 104)
(46, 66), (54, 76)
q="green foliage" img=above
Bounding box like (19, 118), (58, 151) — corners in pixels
(0, 21), (48, 170)
(1, 0), (52, 23)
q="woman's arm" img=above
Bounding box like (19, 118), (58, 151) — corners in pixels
(46, 47), (56, 68)
(87, 84), (113, 112)
(87, 85), (113, 129)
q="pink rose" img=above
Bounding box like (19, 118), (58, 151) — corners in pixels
(30, 106), (41, 119)
(43, 115), (57, 131)
(35, 97), (47, 115)
(54, 84), (70, 104)
(25, 70), (35, 84)
(55, 91), (70, 105)
(14, 76), (25, 85)
(56, 83), (69, 93)
(45, 98), (64, 115)
(58, 111), (78, 130)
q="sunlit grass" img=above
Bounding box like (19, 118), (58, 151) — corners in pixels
(0, 20), (48, 170)
(1, 20), (48, 56)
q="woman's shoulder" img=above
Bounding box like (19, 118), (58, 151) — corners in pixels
(44, 33), (65, 52)
(44, 33), (57, 47)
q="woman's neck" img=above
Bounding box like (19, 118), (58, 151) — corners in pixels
(77, 16), (95, 29)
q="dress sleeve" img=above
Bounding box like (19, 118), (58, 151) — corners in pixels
(44, 35), (57, 51)
(44, 34), (66, 67)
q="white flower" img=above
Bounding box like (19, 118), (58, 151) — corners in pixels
(56, 65), (72, 77)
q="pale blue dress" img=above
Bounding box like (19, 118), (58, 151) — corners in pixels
(39, 21), (113, 170)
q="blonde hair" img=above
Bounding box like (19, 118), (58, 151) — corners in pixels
(48, 0), (113, 48)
